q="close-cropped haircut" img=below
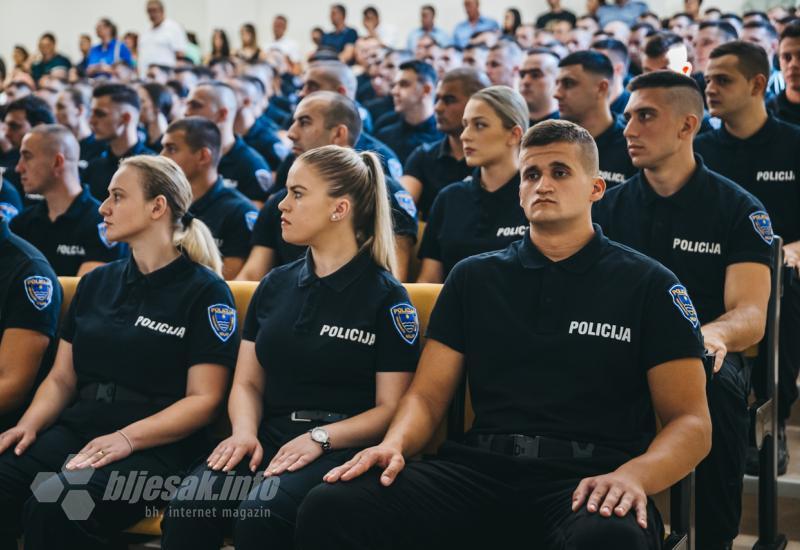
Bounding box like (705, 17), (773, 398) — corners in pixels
(628, 70), (705, 129)
(780, 21), (800, 43)
(710, 40), (770, 82)
(166, 117), (223, 165)
(302, 91), (363, 146)
(93, 83), (140, 110)
(743, 20), (778, 40)
(521, 119), (599, 176)
(440, 67), (491, 96)
(558, 50), (615, 80)
(591, 38), (630, 70)
(644, 32), (684, 58)
(398, 60), (438, 86)
(699, 20), (739, 40)
(5, 96), (55, 126)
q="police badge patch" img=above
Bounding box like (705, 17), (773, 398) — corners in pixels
(24, 276), (54, 311)
(749, 211), (774, 245)
(387, 158), (403, 180)
(0, 202), (19, 221)
(97, 222), (117, 249)
(669, 284), (699, 328)
(390, 303), (419, 345)
(394, 190), (417, 218)
(245, 211), (258, 232)
(255, 169), (273, 192)
(208, 304), (237, 342)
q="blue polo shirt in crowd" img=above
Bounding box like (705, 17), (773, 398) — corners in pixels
(0, 178), (22, 223)
(218, 136), (273, 203)
(321, 27), (358, 53)
(452, 16), (500, 49)
(375, 115), (443, 165)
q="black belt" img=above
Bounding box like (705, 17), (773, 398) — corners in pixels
(465, 433), (618, 459)
(79, 382), (174, 406)
(289, 410), (349, 423)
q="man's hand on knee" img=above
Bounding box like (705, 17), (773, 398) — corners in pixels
(323, 445), (405, 486)
(571, 470), (648, 528)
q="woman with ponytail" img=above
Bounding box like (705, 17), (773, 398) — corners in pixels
(161, 145), (419, 550)
(0, 155), (239, 550)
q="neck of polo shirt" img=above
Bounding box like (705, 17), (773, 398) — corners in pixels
(37, 185), (93, 225)
(719, 114), (775, 146)
(189, 177), (225, 214)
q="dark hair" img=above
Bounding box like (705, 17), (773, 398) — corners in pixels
(98, 18), (119, 39)
(211, 29), (230, 58)
(166, 117), (222, 165)
(13, 45), (29, 61)
(671, 12), (693, 22)
(165, 80), (188, 99)
(558, 50), (614, 79)
(441, 67), (491, 96)
(40, 32), (56, 43)
(521, 119), (599, 175)
(241, 23), (257, 46)
(526, 47), (562, 61)
(592, 38), (630, 69)
(644, 32), (684, 58)
(743, 10), (769, 22)
(464, 43), (490, 53)
(62, 86), (89, 109)
(505, 8), (522, 34)
(398, 60), (438, 86)
(8, 80), (32, 92)
(191, 66), (214, 80)
(421, 4), (436, 16)
(710, 40), (771, 82)
(141, 82), (173, 119)
(699, 20), (739, 40)
(5, 96), (55, 126)
(780, 21), (800, 43)
(149, 63), (175, 75)
(363, 6), (378, 18)
(721, 13), (744, 23)
(631, 22), (656, 33)
(93, 83), (140, 110)
(627, 70), (705, 123)
(332, 3), (346, 17)
(704, 7), (722, 15)
(240, 74), (267, 97)
(743, 20), (778, 39)
(306, 91), (363, 146)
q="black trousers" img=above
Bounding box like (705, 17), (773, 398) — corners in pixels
(160, 417), (357, 550)
(295, 440), (665, 550)
(753, 271), (800, 423)
(0, 423), (182, 550)
(695, 353), (750, 549)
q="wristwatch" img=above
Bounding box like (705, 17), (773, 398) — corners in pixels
(309, 427), (331, 452)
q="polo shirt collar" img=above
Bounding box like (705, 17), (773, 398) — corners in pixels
(297, 248), (373, 292)
(190, 177), (225, 215)
(29, 185), (93, 223)
(633, 154), (707, 208)
(594, 117), (623, 147)
(402, 115), (437, 134)
(124, 253), (194, 286)
(517, 224), (608, 274)
(470, 168), (521, 199)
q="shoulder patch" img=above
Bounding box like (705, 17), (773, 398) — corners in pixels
(394, 190), (417, 218)
(24, 275), (54, 311)
(387, 158), (403, 180)
(272, 141), (290, 161)
(255, 169), (273, 192)
(749, 211), (774, 245)
(390, 302), (419, 345)
(208, 303), (237, 342)
(0, 202), (20, 221)
(669, 284), (699, 328)
(244, 210), (258, 232)
(97, 222), (117, 249)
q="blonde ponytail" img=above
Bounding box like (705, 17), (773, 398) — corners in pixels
(120, 155), (223, 276)
(359, 151), (397, 276)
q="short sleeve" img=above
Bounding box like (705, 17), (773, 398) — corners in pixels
(425, 260), (467, 352)
(403, 145), (426, 180)
(374, 284), (420, 372)
(639, 267), (706, 370)
(418, 192), (444, 260)
(251, 192), (283, 249)
(726, 200), (773, 267)
(219, 206), (257, 259)
(387, 179), (418, 241)
(185, 280), (240, 369)
(242, 277), (268, 342)
(4, 260), (61, 338)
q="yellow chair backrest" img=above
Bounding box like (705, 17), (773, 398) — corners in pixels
(227, 280), (259, 334)
(58, 277), (80, 325)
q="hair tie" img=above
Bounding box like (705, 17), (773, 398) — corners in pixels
(181, 212), (195, 228)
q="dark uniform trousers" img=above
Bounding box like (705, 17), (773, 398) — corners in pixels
(160, 417), (357, 550)
(0, 423), (182, 550)
(696, 353), (750, 549)
(295, 440), (665, 550)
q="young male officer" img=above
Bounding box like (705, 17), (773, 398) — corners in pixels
(294, 119), (712, 549)
(593, 70), (772, 550)
(160, 117), (257, 280)
(555, 51), (636, 187)
(11, 125), (124, 276)
(695, 40), (800, 474)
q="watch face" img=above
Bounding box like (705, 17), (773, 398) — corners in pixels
(311, 427), (328, 444)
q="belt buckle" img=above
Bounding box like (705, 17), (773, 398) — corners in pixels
(511, 434), (539, 458)
(96, 382), (115, 404)
(290, 411), (311, 422)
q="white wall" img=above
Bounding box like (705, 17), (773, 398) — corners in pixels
(1, 0), (746, 64)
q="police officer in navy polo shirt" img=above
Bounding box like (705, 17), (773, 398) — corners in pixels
(592, 39), (632, 116)
(161, 145), (419, 550)
(0, 96), (55, 202)
(11, 125), (124, 276)
(593, 71), (772, 550)
(695, 40), (800, 474)
(766, 22), (800, 125)
(54, 88), (106, 172)
(184, 81), (273, 205)
(237, 92), (418, 283)
(84, 83), (156, 201)
(0, 178), (22, 223)
(417, 86), (529, 283)
(402, 68), (489, 220)
(375, 61), (444, 165)
(161, 117), (258, 280)
(295, 120), (711, 550)
(556, 51), (637, 187)
(228, 76), (290, 171)
(0, 219), (61, 433)
(519, 48), (561, 126)
(0, 155), (239, 549)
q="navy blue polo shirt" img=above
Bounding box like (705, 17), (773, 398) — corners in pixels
(243, 116), (290, 171)
(766, 91), (800, 127)
(10, 186), (125, 276)
(595, 117), (636, 188)
(252, 177), (419, 267)
(610, 89), (630, 116)
(189, 177), (258, 259)
(403, 137), (470, 221)
(364, 95), (395, 124)
(59, 254), (239, 438)
(375, 115), (443, 165)
(593, 156), (773, 324)
(262, 103), (293, 131)
(78, 134), (107, 165)
(218, 136), (273, 203)
(694, 115), (800, 244)
(419, 169), (528, 276)
(84, 141), (155, 201)
(243, 249), (419, 420)
(427, 226), (705, 455)
(373, 111), (400, 134)
(320, 27), (358, 54)
(530, 111), (559, 127)
(0, 221), (62, 431)
(0, 178), (22, 222)
(0, 149), (23, 202)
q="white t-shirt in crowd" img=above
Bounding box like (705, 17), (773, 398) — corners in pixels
(267, 36), (301, 63)
(138, 18), (187, 75)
